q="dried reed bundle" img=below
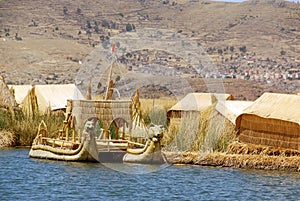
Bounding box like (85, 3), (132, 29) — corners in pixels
(227, 141), (300, 157)
(164, 151), (199, 164)
(195, 153), (300, 172)
(164, 142), (300, 172)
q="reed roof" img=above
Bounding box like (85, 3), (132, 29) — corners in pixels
(8, 85), (32, 105)
(169, 93), (233, 112)
(236, 92), (300, 126)
(216, 100), (253, 124)
(23, 84), (84, 113)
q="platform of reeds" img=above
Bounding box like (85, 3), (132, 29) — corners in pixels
(164, 141), (300, 172)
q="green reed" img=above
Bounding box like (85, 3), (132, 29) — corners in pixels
(0, 108), (65, 146)
(163, 104), (237, 153)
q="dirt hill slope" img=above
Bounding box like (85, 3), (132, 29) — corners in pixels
(0, 0), (299, 99)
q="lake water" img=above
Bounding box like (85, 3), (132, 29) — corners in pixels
(1, 148), (300, 201)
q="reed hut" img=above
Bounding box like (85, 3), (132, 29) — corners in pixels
(236, 93), (300, 150)
(215, 100), (253, 125)
(68, 99), (133, 139)
(8, 85), (32, 106)
(22, 84), (84, 115)
(165, 93), (233, 151)
(167, 93), (233, 127)
(66, 90), (149, 143)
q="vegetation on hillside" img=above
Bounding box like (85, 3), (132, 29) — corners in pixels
(0, 0), (299, 88)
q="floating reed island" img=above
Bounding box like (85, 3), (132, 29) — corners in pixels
(162, 92), (300, 172)
(164, 142), (300, 172)
(1, 74), (300, 171)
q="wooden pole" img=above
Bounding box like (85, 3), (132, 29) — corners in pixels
(66, 116), (71, 141)
(72, 117), (76, 142)
(104, 45), (116, 100)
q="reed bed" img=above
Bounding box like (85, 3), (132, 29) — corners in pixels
(164, 112), (201, 151)
(227, 141), (300, 157)
(196, 153), (300, 172)
(0, 108), (65, 147)
(163, 104), (237, 152)
(140, 98), (177, 126)
(0, 130), (17, 147)
(192, 104), (237, 152)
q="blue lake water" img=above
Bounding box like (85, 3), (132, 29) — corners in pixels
(1, 148), (300, 201)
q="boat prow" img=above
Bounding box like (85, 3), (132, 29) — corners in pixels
(29, 121), (99, 162)
(123, 133), (164, 164)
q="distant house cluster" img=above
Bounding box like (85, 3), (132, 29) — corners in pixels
(117, 48), (299, 93)
(117, 49), (199, 76)
(219, 53), (300, 82)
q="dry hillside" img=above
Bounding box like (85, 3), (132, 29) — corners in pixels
(0, 0), (299, 100)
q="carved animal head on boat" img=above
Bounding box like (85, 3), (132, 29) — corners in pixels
(83, 117), (99, 133)
(148, 123), (164, 141)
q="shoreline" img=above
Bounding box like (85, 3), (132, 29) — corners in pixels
(164, 151), (300, 172)
(2, 145), (299, 172)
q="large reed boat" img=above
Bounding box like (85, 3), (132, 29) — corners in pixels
(29, 113), (165, 164)
(29, 45), (165, 164)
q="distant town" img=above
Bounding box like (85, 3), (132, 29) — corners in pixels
(115, 47), (300, 93)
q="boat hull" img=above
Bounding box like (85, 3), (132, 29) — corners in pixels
(29, 122), (165, 164)
(29, 145), (97, 162)
(29, 140), (164, 164)
(123, 140), (164, 164)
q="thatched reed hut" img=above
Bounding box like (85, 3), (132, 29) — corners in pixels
(8, 85), (32, 106)
(66, 89), (147, 142)
(236, 93), (300, 150)
(215, 100), (253, 125)
(164, 93), (234, 151)
(167, 93), (233, 127)
(68, 99), (132, 131)
(22, 84), (84, 115)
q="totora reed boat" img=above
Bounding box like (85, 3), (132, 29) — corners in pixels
(29, 117), (165, 164)
(29, 44), (166, 164)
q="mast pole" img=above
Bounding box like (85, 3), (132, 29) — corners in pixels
(104, 44), (116, 100)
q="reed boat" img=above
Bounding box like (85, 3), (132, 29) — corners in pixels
(29, 119), (165, 164)
(29, 44), (165, 164)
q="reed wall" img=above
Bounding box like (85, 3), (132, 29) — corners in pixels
(238, 114), (300, 150)
(68, 100), (132, 130)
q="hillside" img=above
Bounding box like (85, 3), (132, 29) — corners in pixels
(0, 0), (299, 100)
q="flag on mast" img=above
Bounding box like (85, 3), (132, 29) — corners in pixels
(112, 44), (116, 53)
